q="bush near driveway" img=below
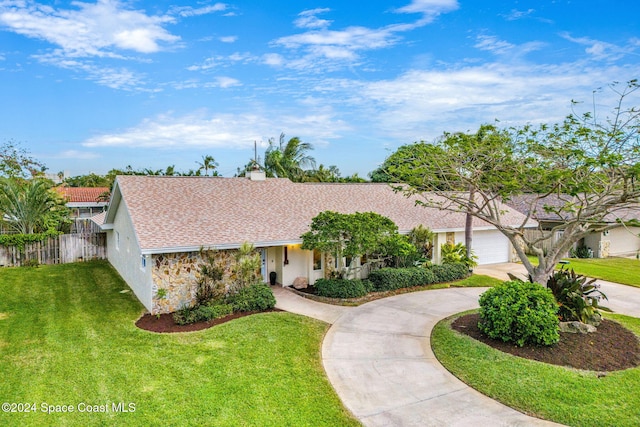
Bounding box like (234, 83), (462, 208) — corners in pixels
(479, 280), (560, 347)
(315, 278), (373, 298)
(368, 263), (468, 291)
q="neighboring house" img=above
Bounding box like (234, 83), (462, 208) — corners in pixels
(56, 187), (110, 218)
(99, 173), (532, 314)
(506, 194), (640, 258)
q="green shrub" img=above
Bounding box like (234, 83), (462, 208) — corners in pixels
(227, 283), (276, 312)
(314, 278), (370, 298)
(368, 267), (435, 291)
(440, 242), (478, 269)
(546, 267), (608, 324)
(431, 263), (469, 283)
(570, 245), (592, 259)
(368, 264), (469, 291)
(478, 280), (559, 347)
(173, 303), (234, 325)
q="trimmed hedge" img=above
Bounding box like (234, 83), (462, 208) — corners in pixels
(228, 283), (276, 312)
(478, 280), (559, 347)
(431, 263), (469, 283)
(368, 263), (468, 292)
(315, 278), (372, 299)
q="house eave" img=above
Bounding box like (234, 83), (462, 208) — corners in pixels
(140, 239), (304, 255)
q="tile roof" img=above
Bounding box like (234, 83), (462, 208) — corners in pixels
(107, 176), (531, 252)
(56, 187), (110, 204)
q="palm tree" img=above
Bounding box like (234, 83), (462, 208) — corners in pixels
(196, 155), (219, 177)
(264, 133), (316, 182)
(0, 178), (69, 234)
(305, 164), (341, 182)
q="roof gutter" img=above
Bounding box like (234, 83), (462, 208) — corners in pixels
(140, 239), (305, 255)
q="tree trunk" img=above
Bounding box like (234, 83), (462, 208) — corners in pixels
(465, 189), (474, 258)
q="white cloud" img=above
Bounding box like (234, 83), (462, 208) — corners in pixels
(353, 62), (637, 142)
(395, 0), (459, 17)
(212, 76), (240, 88)
(262, 53), (283, 66)
(170, 3), (227, 18)
(270, 2), (459, 71)
(82, 109), (349, 149)
(502, 9), (535, 21)
(35, 54), (147, 90)
(0, 0), (180, 57)
(219, 35), (237, 43)
(294, 8), (332, 29)
(187, 52), (255, 71)
(560, 33), (637, 61)
(474, 34), (544, 58)
(474, 35), (515, 55)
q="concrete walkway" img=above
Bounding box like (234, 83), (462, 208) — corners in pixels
(272, 267), (640, 427)
(272, 286), (349, 324)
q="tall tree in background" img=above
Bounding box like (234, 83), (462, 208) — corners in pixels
(382, 80), (640, 284)
(196, 155), (220, 176)
(264, 133), (316, 182)
(0, 140), (45, 178)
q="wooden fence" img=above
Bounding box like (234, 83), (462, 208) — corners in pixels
(0, 233), (106, 267)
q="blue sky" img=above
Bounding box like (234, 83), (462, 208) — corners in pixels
(1, 0), (639, 178)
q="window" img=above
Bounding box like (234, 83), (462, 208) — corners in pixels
(313, 249), (322, 270)
(140, 255), (147, 271)
(446, 232), (455, 244)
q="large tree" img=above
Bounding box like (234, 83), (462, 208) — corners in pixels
(264, 133), (316, 182)
(0, 140), (45, 178)
(383, 80), (640, 284)
(301, 211), (414, 277)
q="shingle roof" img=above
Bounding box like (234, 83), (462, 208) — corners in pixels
(107, 176), (531, 253)
(506, 194), (640, 223)
(56, 187), (110, 203)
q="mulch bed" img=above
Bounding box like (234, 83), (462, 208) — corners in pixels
(135, 308), (282, 333)
(452, 313), (640, 372)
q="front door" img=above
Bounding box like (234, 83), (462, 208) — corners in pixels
(312, 249), (323, 283)
(260, 249), (267, 283)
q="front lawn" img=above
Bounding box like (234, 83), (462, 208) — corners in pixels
(0, 261), (359, 427)
(527, 255), (640, 287)
(432, 310), (640, 426)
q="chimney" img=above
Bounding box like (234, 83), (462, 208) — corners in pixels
(248, 169), (266, 181)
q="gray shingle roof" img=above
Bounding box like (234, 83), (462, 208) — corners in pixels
(107, 176), (530, 252)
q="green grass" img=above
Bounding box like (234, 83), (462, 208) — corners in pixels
(0, 261), (360, 427)
(432, 310), (640, 427)
(526, 255), (640, 287)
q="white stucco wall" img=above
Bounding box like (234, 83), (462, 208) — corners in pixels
(605, 226), (640, 257)
(106, 202), (153, 312)
(281, 244), (309, 286)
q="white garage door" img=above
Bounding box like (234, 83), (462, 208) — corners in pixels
(472, 230), (510, 265)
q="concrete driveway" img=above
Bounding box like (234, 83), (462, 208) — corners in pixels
(321, 287), (562, 426)
(275, 263), (640, 426)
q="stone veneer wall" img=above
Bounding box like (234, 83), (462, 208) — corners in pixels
(151, 250), (239, 315)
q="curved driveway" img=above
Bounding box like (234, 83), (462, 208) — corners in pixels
(321, 287), (562, 426)
(275, 263), (640, 426)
